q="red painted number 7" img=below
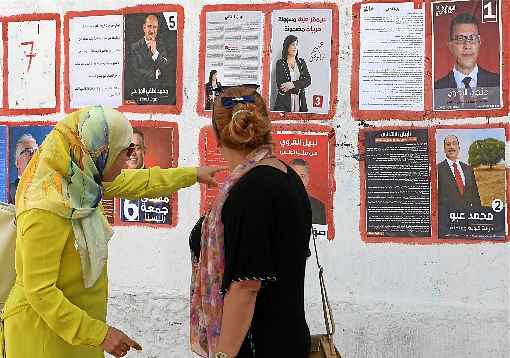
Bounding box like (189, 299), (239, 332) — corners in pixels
(21, 41), (37, 72)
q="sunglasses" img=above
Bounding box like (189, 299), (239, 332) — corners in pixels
(125, 143), (136, 157)
(19, 147), (37, 157)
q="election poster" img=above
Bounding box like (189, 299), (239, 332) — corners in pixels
(124, 12), (178, 106)
(272, 124), (335, 240)
(68, 14), (123, 109)
(116, 125), (178, 227)
(0, 126), (7, 203)
(435, 127), (506, 239)
(66, 5), (183, 113)
(432, 0), (502, 110)
(198, 126), (229, 214)
(360, 125), (508, 243)
(357, 2), (425, 112)
(269, 9), (333, 114)
(362, 128), (432, 239)
(203, 10), (264, 111)
(199, 124), (336, 240)
(8, 125), (53, 205)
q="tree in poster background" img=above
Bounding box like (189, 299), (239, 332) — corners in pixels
(468, 138), (505, 169)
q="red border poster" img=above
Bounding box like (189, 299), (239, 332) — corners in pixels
(112, 121), (180, 228)
(351, 0), (509, 120)
(1, 13), (60, 115)
(196, 3), (339, 121)
(199, 123), (336, 239)
(359, 123), (509, 244)
(64, 5), (184, 114)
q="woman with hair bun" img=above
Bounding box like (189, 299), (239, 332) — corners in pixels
(189, 85), (312, 358)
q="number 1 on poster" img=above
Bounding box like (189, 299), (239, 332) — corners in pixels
(482, 0), (498, 23)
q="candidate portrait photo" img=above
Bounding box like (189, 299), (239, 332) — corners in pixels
(432, 0), (501, 111)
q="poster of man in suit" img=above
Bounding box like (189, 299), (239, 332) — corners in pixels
(436, 128), (506, 239)
(117, 126), (177, 227)
(272, 127), (333, 239)
(198, 125), (335, 239)
(432, 0), (501, 110)
(124, 12), (177, 105)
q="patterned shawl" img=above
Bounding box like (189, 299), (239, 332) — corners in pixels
(15, 106), (132, 288)
(190, 144), (273, 357)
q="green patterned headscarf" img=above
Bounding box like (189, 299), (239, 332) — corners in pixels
(16, 106), (133, 288)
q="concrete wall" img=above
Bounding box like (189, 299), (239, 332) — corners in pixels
(2, 0), (508, 357)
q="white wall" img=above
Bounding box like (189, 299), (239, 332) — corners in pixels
(1, 0), (508, 357)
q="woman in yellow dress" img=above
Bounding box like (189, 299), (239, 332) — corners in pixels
(1, 106), (221, 358)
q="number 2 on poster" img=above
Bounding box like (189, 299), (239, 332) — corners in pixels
(491, 199), (504, 213)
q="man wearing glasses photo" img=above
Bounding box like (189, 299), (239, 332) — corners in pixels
(9, 134), (38, 204)
(434, 13), (500, 90)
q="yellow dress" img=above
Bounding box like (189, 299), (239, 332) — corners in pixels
(2, 167), (197, 358)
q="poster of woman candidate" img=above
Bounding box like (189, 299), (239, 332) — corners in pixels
(269, 9), (333, 115)
(432, 0), (502, 111)
(124, 12), (178, 106)
(435, 127), (506, 240)
(116, 126), (178, 227)
(8, 125), (53, 204)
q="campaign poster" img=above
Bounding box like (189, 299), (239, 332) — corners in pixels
(269, 9), (333, 114)
(8, 125), (53, 204)
(199, 125), (335, 239)
(0, 126), (7, 203)
(117, 126), (177, 227)
(273, 126), (334, 240)
(124, 12), (178, 105)
(358, 2), (425, 111)
(198, 126), (229, 214)
(363, 129), (431, 238)
(0, 23), (3, 108)
(68, 14), (124, 108)
(203, 11), (264, 111)
(8, 19), (57, 109)
(432, 0), (502, 110)
(436, 128), (506, 239)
